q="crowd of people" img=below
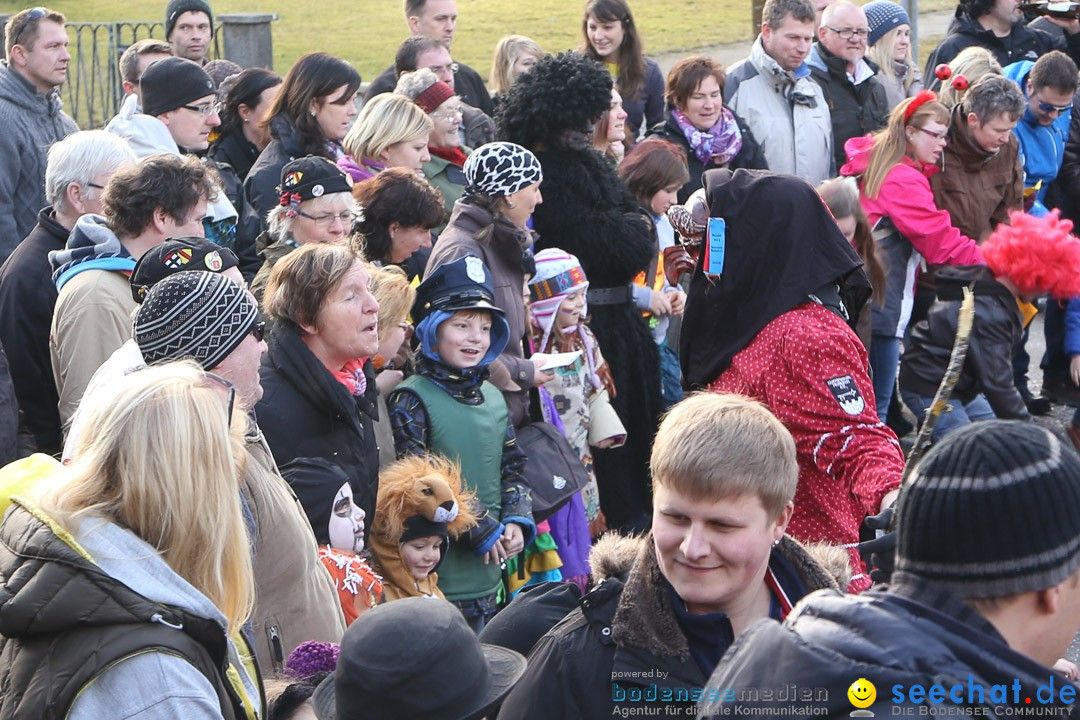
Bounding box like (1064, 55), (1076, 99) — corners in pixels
(3, 0), (1080, 716)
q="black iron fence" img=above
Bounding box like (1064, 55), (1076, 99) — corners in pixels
(62, 21), (222, 129)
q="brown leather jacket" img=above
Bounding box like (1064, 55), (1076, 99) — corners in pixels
(930, 104), (1024, 243)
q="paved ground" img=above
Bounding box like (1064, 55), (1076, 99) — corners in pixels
(653, 9), (955, 72)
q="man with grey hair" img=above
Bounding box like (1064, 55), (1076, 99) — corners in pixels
(931, 74), (1025, 242)
(725, 0), (834, 184)
(0, 130), (135, 456)
(0, 6), (79, 262)
(808, 0), (889, 169)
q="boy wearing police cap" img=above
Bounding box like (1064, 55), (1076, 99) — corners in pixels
(388, 254), (535, 632)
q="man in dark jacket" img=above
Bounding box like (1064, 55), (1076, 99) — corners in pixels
(807, 1), (890, 169)
(0, 130), (135, 456)
(497, 394), (842, 720)
(900, 211), (1080, 442)
(926, 0), (1080, 79)
(701, 420), (1080, 719)
(362, 0), (494, 116)
(0, 7), (79, 263)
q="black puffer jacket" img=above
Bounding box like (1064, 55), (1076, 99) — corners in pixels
(256, 323), (381, 522)
(647, 110), (768, 203)
(496, 534), (840, 720)
(700, 573), (1074, 718)
(208, 128), (261, 182)
(808, 44), (890, 171)
(925, 9), (1080, 81)
(899, 265), (1029, 421)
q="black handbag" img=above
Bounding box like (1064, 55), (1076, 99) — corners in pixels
(515, 420), (590, 523)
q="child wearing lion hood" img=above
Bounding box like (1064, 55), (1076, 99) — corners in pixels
(370, 454), (478, 602)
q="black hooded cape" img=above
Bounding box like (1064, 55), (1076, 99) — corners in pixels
(680, 169), (871, 389)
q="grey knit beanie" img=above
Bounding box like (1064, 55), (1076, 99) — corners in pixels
(134, 270), (257, 371)
(897, 420), (1080, 598)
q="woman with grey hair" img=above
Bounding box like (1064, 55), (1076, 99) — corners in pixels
(250, 155), (356, 303)
(0, 130), (136, 456)
(396, 68), (478, 222)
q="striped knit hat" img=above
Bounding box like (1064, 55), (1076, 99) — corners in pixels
(134, 270), (258, 371)
(897, 421), (1080, 598)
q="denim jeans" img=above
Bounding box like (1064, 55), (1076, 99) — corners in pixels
(869, 335), (900, 423)
(899, 390), (996, 444)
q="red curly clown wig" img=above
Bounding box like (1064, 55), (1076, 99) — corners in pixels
(982, 210), (1080, 299)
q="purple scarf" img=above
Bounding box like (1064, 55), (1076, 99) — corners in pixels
(673, 107), (743, 167)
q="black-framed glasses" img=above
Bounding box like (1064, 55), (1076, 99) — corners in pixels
(825, 25), (869, 39)
(86, 181), (106, 190)
(10, 7), (47, 48)
(204, 372), (236, 424)
(296, 209), (352, 227)
(181, 102), (221, 117)
(250, 321), (266, 343)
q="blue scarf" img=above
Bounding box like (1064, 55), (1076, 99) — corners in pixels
(48, 214), (134, 291)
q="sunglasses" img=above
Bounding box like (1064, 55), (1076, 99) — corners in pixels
(10, 7), (47, 48)
(1038, 101), (1072, 115)
(250, 321), (266, 343)
(204, 372), (236, 424)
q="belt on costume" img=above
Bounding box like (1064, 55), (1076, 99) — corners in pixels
(587, 285), (634, 305)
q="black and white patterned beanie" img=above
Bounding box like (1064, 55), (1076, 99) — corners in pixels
(897, 420), (1080, 598)
(134, 270), (258, 371)
(463, 142), (542, 198)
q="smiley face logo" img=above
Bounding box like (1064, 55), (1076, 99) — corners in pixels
(847, 678), (876, 709)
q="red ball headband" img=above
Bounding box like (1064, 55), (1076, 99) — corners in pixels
(903, 90), (939, 125)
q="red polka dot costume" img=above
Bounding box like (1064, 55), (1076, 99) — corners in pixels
(710, 303), (904, 592)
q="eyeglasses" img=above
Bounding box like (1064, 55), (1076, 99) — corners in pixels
(296, 209), (352, 227)
(10, 7), (47, 49)
(181, 102), (221, 117)
(1038, 101), (1072, 115)
(204, 372), (236, 424)
(914, 126), (948, 141)
(825, 25), (869, 39)
(433, 104), (464, 122)
(250, 321), (266, 343)
(426, 61), (460, 77)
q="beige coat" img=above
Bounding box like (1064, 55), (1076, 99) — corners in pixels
(242, 425), (347, 673)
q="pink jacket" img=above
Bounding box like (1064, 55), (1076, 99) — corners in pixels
(841, 135), (983, 266)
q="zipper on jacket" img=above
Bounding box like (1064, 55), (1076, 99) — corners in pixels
(267, 623), (284, 672)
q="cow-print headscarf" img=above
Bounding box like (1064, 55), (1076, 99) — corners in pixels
(463, 141), (543, 198)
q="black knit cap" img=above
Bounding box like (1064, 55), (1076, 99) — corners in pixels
(278, 155), (353, 205)
(897, 420), (1080, 598)
(130, 237), (238, 303)
(134, 270), (258, 371)
(165, 0), (213, 40)
(141, 56), (216, 117)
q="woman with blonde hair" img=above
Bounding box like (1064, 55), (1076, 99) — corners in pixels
(489, 35), (544, 97)
(339, 93), (434, 182)
(0, 361), (263, 718)
(864, 1), (924, 110)
(841, 91), (983, 423)
(368, 263), (417, 465)
(935, 46), (1002, 110)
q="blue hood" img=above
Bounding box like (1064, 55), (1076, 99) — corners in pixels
(416, 308), (510, 369)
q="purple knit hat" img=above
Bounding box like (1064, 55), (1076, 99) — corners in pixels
(286, 640), (340, 679)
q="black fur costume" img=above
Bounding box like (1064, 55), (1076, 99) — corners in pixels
(498, 53), (662, 531)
